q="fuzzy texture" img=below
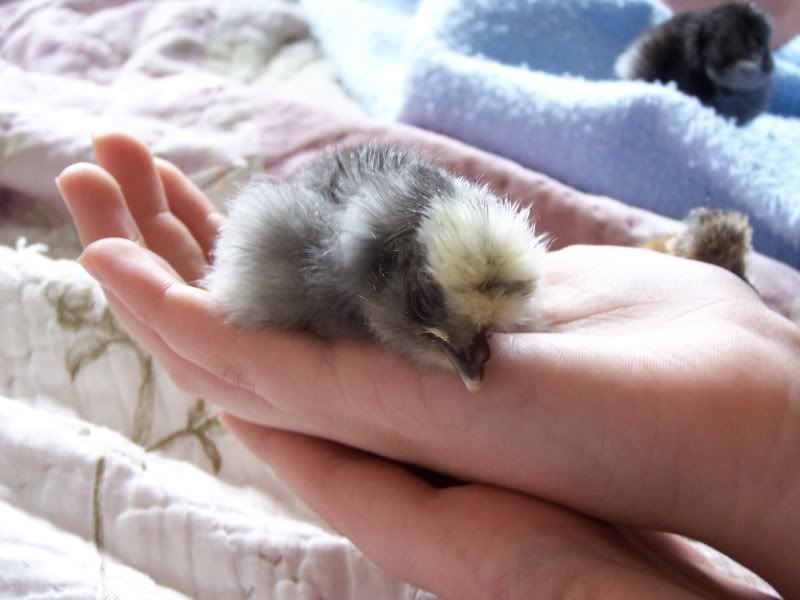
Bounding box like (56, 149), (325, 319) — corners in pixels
(642, 207), (752, 280)
(419, 178), (542, 329)
(203, 144), (547, 380)
(615, 2), (775, 124)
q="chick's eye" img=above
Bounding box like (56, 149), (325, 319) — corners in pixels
(410, 287), (435, 324)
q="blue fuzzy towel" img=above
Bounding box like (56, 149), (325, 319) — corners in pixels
(301, 0), (800, 266)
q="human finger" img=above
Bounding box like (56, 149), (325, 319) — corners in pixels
(92, 131), (207, 282)
(221, 415), (748, 600)
(79, 238), (346, 441)
(154, 157), (225, 261)
(101, 289), (299, 428)
(57, 163), (145, 247)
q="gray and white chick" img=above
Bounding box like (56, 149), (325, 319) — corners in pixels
(615, 2), (774, 125)
(203, 144), (548, 392)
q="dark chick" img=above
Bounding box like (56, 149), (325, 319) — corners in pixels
(203, 144), (547, 392)
(642, 207), (752, 282)
(615, 2), (774, 125)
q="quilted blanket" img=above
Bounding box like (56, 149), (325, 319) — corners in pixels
(301, 0), (800, 267)
(1, 1), (796, 598)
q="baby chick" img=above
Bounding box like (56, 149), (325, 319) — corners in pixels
(615, 2), (774, 125)
(641, 207), (752, 282)
(203, 144), (547, 392)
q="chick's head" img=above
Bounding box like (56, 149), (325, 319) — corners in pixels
(674, 207), (752, 281)
(350, 174), (546, 392)
(701, 2), (773, 92)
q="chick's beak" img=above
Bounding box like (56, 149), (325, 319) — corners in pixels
(428, 329), (490, 393)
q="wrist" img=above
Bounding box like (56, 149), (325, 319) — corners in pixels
(712, 316), (800, 597)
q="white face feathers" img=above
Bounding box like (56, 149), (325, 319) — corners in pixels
(420, 178), (546, 330)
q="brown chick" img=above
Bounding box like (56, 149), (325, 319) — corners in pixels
(641, 207), (752, 282)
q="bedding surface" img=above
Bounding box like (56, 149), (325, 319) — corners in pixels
(0, 0), (794, 598)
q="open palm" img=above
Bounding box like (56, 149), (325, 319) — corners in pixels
(59, 132), (798, 599)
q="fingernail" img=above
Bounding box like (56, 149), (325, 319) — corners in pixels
(217, 412), (231, 431)
(56, 163), (81, 183)
(78, 253), (108, 287)
(208, 212), (226, 230)
(91, 128), (120, 143)
(56, 162), (101, 184)
(54, 173), (68, 198)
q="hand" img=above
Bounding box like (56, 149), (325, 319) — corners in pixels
(221, 418), (779, 600)
(58, 132), (800, 598)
